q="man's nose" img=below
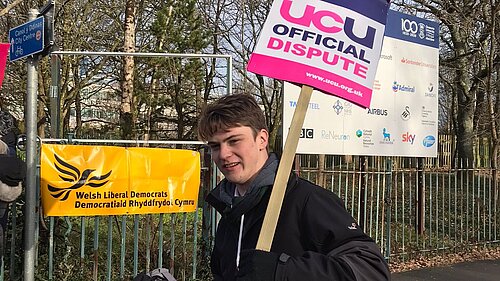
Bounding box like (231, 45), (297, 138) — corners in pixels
(219, 143), (232, 159)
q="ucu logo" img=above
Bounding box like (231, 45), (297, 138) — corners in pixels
(280, 0), (376, 48)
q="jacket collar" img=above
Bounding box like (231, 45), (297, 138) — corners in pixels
(206, 153), (299, 221)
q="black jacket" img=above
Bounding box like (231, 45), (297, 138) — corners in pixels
(206, 154), (390, 281)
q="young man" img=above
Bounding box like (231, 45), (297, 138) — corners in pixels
(198, 94), (390, 281)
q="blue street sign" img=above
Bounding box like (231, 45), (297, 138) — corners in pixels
(8, 17), (45, 62)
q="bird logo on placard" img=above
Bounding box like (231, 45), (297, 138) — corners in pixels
(48, 154), (112, 201)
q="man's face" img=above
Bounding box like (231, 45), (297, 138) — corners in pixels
(207, 126), (269, 192)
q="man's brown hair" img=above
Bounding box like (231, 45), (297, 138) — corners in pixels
(198, 94), (268, 141)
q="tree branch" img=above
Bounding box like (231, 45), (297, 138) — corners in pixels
(0, 0), (24, 17)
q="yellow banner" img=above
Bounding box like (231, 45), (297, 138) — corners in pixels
(40, 144), (200, 216)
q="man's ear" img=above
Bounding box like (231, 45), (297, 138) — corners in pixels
(257, 129), (269, 150)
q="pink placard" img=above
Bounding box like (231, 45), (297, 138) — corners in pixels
(247, 0), (390, 108)
(0, 43), (9, 89)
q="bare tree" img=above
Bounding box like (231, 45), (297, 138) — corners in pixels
(394, 0), (499, 163)
(121, 0), (137, 139)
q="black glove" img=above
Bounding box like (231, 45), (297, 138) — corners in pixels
(236, 249), (279, 281)
(0, 155), (26, 186)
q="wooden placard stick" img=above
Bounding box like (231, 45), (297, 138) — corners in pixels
(256, 84), (313, 251)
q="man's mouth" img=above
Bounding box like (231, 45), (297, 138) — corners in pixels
(223, 162), (239, 168)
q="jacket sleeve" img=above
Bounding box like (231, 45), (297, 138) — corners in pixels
(275, 186), (390, 281)
(210, 246), (224, 281)
(275, 240), (390, 281)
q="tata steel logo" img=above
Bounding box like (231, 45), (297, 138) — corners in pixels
(393, 81), (416, 93)
(48, 154), (112, 201)
(423, 135), (436, 147)
(288, 100), (320, 110)
(300, 128), (314, 139)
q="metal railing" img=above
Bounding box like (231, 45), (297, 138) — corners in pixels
(2, 137), (500, 280)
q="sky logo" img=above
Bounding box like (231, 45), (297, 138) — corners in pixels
(423, 135), (436, 147)
(402, 132), (416, 144)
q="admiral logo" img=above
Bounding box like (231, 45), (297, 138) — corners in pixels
(402, 132), (416, 144)
(401, 106), (411, 121)
(48, 154), (112, 201)
(392, 81), (416, 93)
(423, 135), (436, 147)
(300, 128), (314, 139)
(367, 108), (388, 116)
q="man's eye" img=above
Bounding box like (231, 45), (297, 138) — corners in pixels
(228, 139), (239, 145)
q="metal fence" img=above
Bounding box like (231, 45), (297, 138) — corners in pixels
(1, 136), (500, 280)
(1, 139), (215, 281)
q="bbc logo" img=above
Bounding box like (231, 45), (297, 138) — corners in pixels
(300, 128), (314, 139)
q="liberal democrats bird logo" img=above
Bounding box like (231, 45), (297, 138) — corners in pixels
(48, 154), (112, 201)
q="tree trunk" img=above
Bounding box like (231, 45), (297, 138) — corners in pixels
(121, 0), (136, 140)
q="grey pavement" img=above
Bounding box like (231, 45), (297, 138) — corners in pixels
(391, 259), (500, 281)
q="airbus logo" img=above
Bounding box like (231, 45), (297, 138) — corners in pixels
(367, 108), (388, 116)
(48, 154), (112, 201)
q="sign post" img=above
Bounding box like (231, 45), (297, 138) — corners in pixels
(256, 85), (312, 250)
(23, 9), (40, 281)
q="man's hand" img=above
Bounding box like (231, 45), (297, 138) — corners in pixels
(236, 249), (280, 281)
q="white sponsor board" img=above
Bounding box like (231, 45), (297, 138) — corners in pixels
(283, 10), (439, 157)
